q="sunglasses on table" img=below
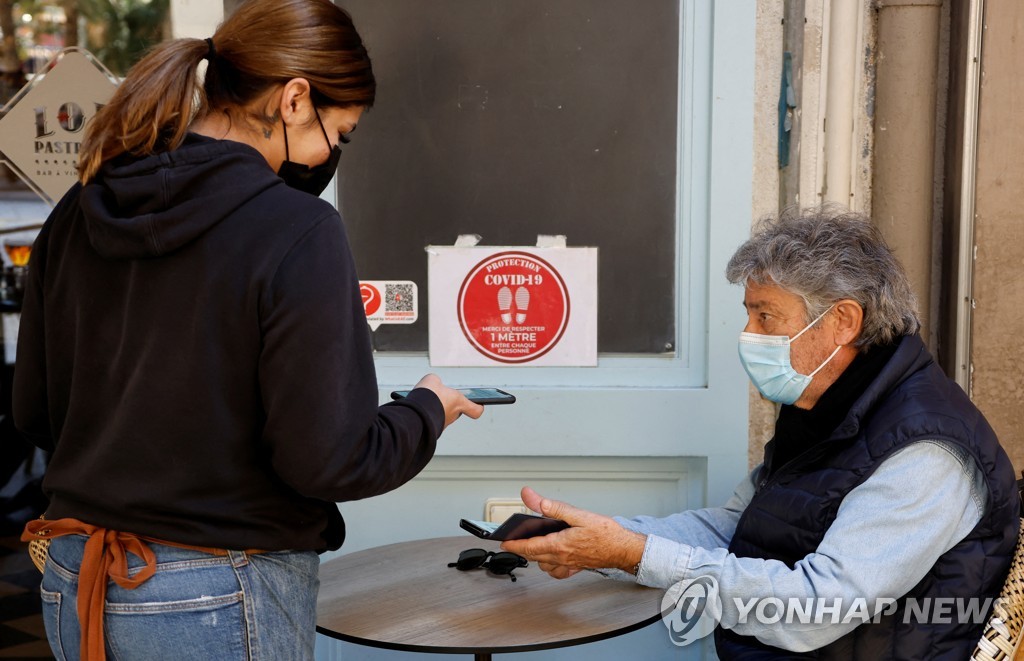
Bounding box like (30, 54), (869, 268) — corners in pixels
(447, 548), (529, 582)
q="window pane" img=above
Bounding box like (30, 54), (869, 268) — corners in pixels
(340, 0), (680, 354)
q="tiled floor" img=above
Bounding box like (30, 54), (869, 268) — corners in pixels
(0, 535), (52, 659)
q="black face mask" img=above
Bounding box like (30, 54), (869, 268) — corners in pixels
(277, 108), (341, 196)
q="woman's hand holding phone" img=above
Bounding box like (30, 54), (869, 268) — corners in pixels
(412, 373), (485, 428)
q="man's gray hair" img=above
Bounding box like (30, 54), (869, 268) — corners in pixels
(725, 206), (920, 349)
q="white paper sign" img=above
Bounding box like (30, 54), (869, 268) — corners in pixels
(360, 280), (418, 331)
(428, 246), (597, 367)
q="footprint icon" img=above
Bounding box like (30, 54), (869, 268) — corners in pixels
(515, 286), (530, 324)
(498, 286), (512, 324)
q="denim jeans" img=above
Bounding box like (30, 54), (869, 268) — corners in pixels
(40, 534), (320, 660)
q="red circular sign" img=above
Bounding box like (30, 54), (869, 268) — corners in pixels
(457, 251), (570, 363)
(360, 283), (382, 316)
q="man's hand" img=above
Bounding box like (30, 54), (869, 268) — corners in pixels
(500, 486), (647, 579)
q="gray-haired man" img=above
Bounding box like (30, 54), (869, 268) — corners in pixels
(502, 208), (1020, 659)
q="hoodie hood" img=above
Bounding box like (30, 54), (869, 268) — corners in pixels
(81, 133), (282, 260)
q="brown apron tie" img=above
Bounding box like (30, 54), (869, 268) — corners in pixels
(22, 518), (263, 661)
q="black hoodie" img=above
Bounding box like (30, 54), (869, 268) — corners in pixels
(12, 134), (444, 552)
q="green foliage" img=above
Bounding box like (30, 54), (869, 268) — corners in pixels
(76, 0), (169, 75)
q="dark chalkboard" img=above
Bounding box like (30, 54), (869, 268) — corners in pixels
(337, 0), (680, 353)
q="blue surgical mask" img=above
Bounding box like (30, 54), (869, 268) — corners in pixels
(737, 305), (843, 405)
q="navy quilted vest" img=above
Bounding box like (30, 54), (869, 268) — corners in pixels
(715, 335), (1020, 660)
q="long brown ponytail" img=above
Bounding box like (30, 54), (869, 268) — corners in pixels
(78, 39), (208, 183)
(78, 0), (375, 183)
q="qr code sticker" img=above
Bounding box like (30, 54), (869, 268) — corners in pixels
(385, 283), (415, 312)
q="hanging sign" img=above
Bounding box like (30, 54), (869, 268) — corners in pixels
(360, 280), (418, 331)
(0, 49), (119, 205)
(428, 239), (597, 366)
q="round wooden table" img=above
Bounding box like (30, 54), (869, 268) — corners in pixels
(316, 536), (662, 660)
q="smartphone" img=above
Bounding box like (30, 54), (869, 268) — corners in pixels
(459, 513), (569, 541)
(390, 387), (516, 405)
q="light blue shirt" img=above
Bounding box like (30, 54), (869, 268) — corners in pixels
(613, 440), (986, 652)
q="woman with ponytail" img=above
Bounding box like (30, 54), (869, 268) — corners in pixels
(13, 1), (483, 658)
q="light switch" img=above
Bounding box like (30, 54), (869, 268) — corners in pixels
(484, 498), (530, 523)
